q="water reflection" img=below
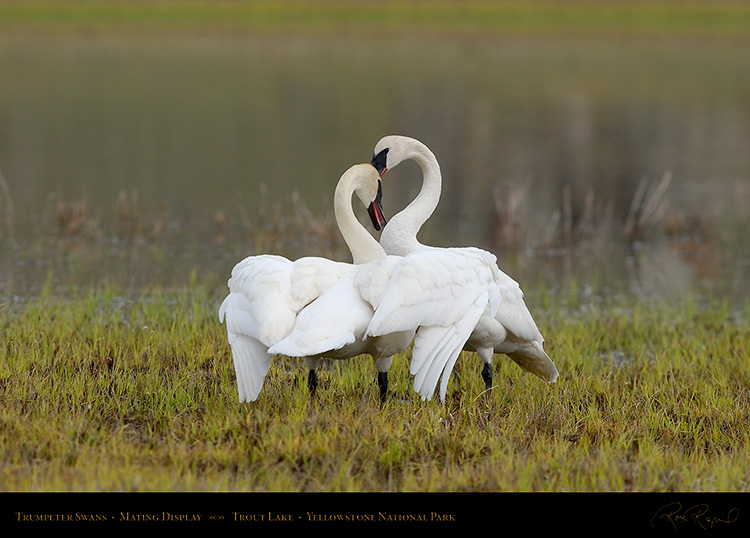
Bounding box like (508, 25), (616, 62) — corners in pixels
(0, 32), (748, 304)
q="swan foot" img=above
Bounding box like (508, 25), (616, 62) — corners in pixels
(377, 371), (388, 403)
(308, 369), (319, 396)
(481, 363), (493, 391)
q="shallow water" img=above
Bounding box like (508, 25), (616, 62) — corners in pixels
(1, 32), (748, 304)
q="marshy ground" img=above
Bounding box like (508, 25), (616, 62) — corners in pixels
(2, 282), (749, 493)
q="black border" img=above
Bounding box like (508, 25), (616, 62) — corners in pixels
(3, 492), (749, 534)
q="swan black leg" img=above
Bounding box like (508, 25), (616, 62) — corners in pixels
(481, 363), (493, 390)
(308, 369), (318, 396)
(377, 371), (388, 403)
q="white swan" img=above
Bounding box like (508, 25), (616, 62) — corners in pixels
(267, 164), (415, 402)
(267, 166), (500, 403)
(219, 163), (393, 402)
(370, 135), (559, 399)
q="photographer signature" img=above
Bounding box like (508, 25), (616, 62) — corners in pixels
(651, 502), (739, 531)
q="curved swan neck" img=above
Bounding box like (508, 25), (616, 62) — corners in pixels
(380, 139), (442, 256)
(334, 176), (386, 265)
(405, 142), (442, 226)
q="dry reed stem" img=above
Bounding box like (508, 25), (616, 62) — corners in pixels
(494, 174), (670, 255)
(493, 184), (526, 253)
(0, 168), (16, 242)
(624, 171), (672, 242)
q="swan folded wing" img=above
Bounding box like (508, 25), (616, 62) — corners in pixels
(410, 292), (490, 401)
(350, 256), (402, 307)
(362, 248), (499, 401)
(218, 291), (275, 402)
(228, 334), (272, 402)
(218, 255), (301, 402)
(365, 248), (499, 338)
(492, 271), (545, 344)
(221, 255), (297, 345)
(287, 256), (355, 311)
(268, 279), (372, 358)
(220, 255), (354, 345)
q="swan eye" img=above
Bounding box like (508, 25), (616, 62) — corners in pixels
(371, 147), (389, 176)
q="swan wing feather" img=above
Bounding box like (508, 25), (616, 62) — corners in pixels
(410, 291), (489, 401)
(366, 247), (498, 337)
(268, 279), (371, 358)
(227, 334), (271, 402)
(492, 270), (545, 344)
(288, 256), (354, 310)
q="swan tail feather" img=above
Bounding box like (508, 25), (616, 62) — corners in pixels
(506, 342), (559, 383)
(229, 334), (271, 402)
(410, 296), (487, 401)
(411, 326), (458, 400)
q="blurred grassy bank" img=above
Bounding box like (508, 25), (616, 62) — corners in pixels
(1, 1), (749, 37)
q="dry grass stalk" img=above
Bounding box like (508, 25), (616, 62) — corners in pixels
(292, 190), (334, 239)
(55, 194), (90, 238)
(624, 171), (672, 242)
(115, 189), (167, 243)
(0, 168), (15, 242)
(116, 189), (140, 239)
(49, 190), (171, 244)
(214, 211), (227, 244)
(536, 185), (613, 253)
(493, 183), (527, 253)
(232, 187), (343, 259)
(542, 209), (562, 250)
(563, 184), (573, 245)
(576, 188), (613, 245)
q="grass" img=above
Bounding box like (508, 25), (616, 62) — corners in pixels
(0, 1), (749, 38)
(1, 281), (748, 492)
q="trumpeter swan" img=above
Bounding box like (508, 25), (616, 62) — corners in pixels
(268, 166), (500, 403)
(219, 163), (392, 402)
(369, 135), (558, 400)
(267, 164), (414, 402)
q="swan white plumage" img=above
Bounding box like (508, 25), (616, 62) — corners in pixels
(267, 164), (414, 401)
(365, 246), (501, 401)
(219, 163), (392, 402)
(369, 135), (559, 399)
(268, 166), (501, 403)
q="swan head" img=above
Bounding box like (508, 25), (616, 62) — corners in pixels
(371, 135), (428, 176)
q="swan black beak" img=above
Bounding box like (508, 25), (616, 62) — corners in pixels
(371, 147), (389, 176)
(367, 179), (387, 231)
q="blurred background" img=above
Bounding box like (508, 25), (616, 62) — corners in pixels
(1, 1), (748, 306)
